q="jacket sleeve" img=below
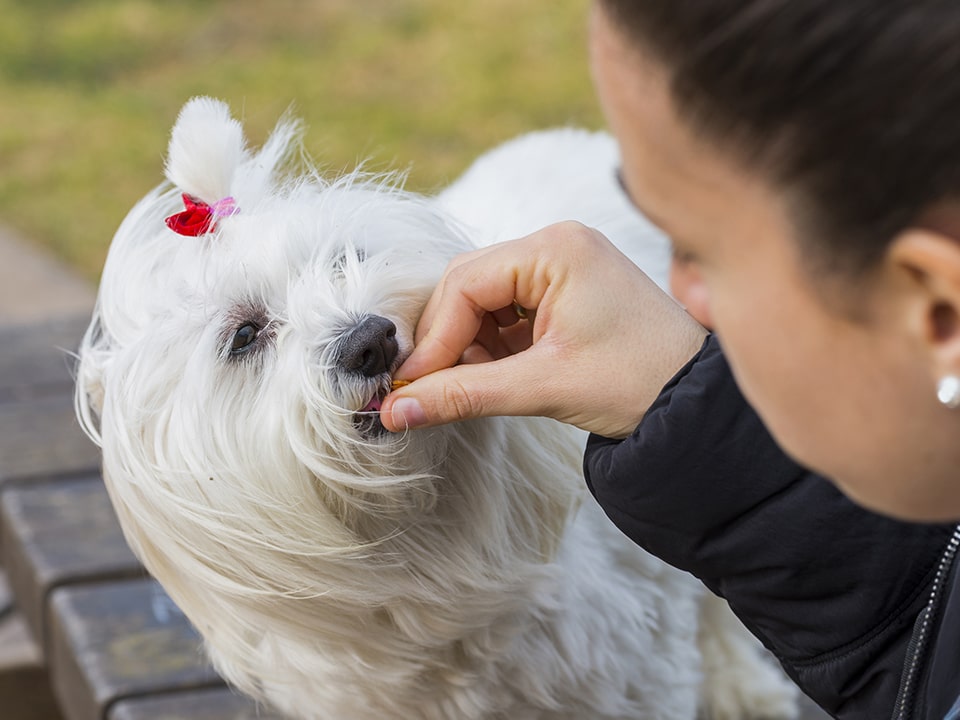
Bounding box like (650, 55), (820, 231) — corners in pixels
(583, 334), (956, 718)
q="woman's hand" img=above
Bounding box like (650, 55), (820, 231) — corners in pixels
(381, 221), (707, 438)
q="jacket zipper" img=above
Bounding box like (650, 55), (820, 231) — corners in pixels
(892, 524), (960, 720)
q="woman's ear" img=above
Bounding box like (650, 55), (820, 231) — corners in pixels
(888, 226), (960, 380)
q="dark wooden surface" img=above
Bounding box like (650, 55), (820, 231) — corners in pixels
(0, 315), (99, 486)
(0, 393), (101, 484)
(0, 315), (101, 720)
(0, 316), (89, 402)
(109, 687), (283, 720)
(0, 473), (143, 650)
(48, 579), (225, 720)
(0, 563), (11, 619)
(0, 606), (64, 720)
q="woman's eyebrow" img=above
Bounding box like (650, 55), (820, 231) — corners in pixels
(614, 167), (631, 198)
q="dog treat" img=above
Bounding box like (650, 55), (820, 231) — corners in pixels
(390, 379), (411, 391)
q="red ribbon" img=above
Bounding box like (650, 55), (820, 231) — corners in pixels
(165, 194), (238, 236)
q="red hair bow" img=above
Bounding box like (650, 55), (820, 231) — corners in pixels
(165, 194), (239, 236)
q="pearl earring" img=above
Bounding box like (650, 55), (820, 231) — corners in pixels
(937, 375), (960, 409)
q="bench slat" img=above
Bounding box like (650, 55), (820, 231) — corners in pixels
(109, 687), (282, 720)
(0, 474), (142, 650)
(0, 392), (100, 485)
(0, 608), (64, 720)
(49, 579), (223, 720)
(0, 315), (90, 403)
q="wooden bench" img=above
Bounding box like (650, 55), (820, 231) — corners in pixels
(1, 317), (279, 720)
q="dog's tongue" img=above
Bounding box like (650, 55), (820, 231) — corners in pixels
(362, 396), (383, 413)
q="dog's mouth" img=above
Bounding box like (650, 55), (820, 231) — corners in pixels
(352, 379), (397, 438)
(348, 346), (410, 439)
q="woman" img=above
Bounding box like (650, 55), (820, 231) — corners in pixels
(382, 1), (960, 717)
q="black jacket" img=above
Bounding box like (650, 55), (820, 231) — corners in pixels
(583, 335), (960, 720)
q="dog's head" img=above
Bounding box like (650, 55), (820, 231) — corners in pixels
(79, 96), (475, 502)
(83, 97), (466, 437)
(75, 100), (581, 701)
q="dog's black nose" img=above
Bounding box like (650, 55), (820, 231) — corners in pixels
(337, 315), (398, 377)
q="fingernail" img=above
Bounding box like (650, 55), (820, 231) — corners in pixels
(388, 397), (428, 430)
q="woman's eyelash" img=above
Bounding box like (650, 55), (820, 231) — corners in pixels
(670, 242), (698, 265)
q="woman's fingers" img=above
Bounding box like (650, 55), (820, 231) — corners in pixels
(385, 221), (708, 437)
(382, 347), (555, 430)
(398, 233), (552, 379)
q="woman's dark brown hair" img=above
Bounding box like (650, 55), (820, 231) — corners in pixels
(600, 0), (960, 274)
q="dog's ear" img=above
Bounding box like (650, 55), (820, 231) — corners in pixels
(165, 97), (249, 204)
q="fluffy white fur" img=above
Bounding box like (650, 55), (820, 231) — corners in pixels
(76, 98), (798, 720)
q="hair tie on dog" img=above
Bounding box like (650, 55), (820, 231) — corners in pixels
(165, 194), (239, 236)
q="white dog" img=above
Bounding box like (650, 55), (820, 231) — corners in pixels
(76, 98), (798, 720)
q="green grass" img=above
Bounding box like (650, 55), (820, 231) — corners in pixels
(0, 0), (602, 281)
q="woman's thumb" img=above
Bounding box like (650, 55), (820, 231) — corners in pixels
(380, 357), (546, 431)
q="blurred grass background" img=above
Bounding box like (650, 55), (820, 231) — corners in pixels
(0, 0), (601, 281)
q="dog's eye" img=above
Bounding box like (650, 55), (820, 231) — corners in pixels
(230, 323), (259, 354)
